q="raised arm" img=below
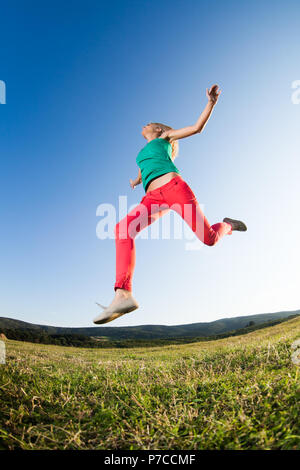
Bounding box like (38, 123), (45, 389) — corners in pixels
(161, 84), (221, 142)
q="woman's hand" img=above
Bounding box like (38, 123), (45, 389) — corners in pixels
(130, 170), (142, 189)
(206, 84), (221, 104)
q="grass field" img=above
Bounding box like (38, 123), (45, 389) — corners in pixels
(0, 316), (299, 450)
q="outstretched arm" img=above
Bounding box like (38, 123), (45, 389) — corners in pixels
(130, 168), (142, 189)
(161, 84), (221, 142)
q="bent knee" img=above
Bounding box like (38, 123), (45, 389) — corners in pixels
(114, 220), (135, 240)
(205, 237), (217, 247)
(114, 222), (126, 239)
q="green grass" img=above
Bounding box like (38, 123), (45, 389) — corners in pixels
(0, 316), (299, 450)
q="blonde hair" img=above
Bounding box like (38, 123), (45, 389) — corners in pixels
(151, 122), (179, 161)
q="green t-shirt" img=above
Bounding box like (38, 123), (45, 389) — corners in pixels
(136, 137), (180, 192)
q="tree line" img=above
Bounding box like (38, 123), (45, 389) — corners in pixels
(0, 315), (297, 349)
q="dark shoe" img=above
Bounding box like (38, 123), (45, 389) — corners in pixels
(223, 217), (247, 232)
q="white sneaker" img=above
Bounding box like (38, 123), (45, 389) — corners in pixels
(93, 296), (139, 325)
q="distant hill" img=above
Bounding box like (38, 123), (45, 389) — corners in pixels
(0, 309), (299, 340)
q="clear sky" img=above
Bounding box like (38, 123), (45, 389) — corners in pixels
(0, 0), (299, 327)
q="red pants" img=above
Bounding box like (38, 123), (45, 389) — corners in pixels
(114, 174), (232, 292)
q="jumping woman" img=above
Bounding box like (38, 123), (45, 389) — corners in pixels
(93, 84), (247, 325)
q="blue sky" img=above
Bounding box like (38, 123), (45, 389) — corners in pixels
(0, 0), (299, 327)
